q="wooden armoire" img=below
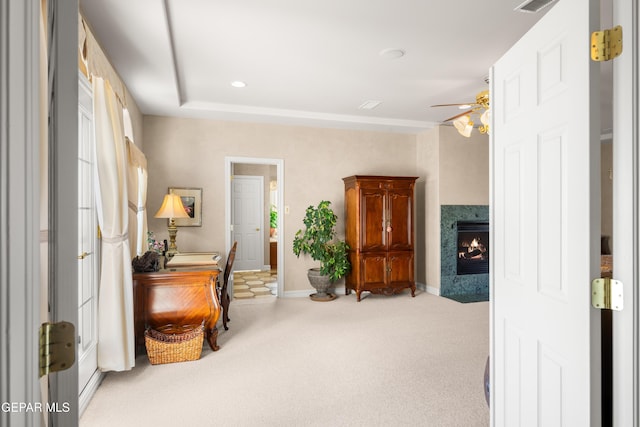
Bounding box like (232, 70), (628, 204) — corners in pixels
(343, 176), (417, 301)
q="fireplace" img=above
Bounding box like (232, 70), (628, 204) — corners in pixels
(440, 205), (489, 298)
(456, 221), (489, 275)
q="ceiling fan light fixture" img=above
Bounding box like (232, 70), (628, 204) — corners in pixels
(480, 108), (491, 126)
(453, 115), (474, 138)
(479, 108), (491, 135)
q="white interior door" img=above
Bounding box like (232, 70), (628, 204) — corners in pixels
(611, 0), (639, 424)
(47, 0), (80, 424)
(78, 75), (100, 409)
(232, 175), (264, 271)
(491, 0), (601, 424)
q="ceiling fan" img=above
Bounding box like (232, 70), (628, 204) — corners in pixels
(431, 90), (490, 137)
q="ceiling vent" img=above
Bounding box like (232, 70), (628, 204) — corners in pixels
(514, 0), (557, 13)
(358, 100), (382, 110)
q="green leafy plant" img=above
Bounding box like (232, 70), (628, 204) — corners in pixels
(292, 200), (351, 282)
(270, 205), (278, 229)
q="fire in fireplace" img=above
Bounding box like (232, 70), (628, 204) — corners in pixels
(457, 221), (489, 275)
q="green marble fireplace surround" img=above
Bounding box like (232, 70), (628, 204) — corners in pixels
(440, 205), (489, 298)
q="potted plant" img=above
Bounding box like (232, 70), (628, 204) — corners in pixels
(293, 200), (350, 301)
(270, 205), (278, 237)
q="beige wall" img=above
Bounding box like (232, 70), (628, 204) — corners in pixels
(416, 127), (440, 290)
(144, 116), (419, 293)
(417, 125), (490, 292)
(438, 126), (490, 205)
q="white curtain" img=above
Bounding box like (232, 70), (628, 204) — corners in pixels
(93, 77), (135, 371)
(127, 139), (148, 256)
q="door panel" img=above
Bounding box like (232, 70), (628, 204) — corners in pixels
(232, 176), (264, 271)
(360, 189), (385, 251)
(492, 0), (600, 424)
(388, 251), (414, 286)
(360, 254), (387, 288)
(387, 188), (413, 251)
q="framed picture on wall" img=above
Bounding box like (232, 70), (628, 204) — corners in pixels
(169, 187), (202, 227)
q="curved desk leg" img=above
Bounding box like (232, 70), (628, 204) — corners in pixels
(207, 327), (220, 351)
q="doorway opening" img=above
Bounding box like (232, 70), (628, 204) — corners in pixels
(224, 157), (284, 299)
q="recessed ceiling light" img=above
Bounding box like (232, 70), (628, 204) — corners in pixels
(379, 48), (405, 59)
(231, 81), (246, 88)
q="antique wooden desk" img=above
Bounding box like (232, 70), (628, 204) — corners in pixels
(132, 268), (221, 356)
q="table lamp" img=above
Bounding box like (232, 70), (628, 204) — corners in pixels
(154, 193), (189, 257)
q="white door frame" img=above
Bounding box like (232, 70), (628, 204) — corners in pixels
(0, 1), (43, 425)
(1, 1), (79, 425)
(78, 72), (103, 415)
(225, 157), (284, 297)
(612, 0), (640, 424)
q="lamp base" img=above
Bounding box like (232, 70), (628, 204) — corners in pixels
(167, 223), (179, 257)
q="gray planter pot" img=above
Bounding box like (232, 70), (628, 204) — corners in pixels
(307, 268), (337, 301)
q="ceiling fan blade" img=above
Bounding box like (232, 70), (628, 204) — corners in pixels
(430, 103), (474, 107)
(443, 109), (474, 122)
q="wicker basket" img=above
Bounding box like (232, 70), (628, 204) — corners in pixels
(144, 323), (204, 365)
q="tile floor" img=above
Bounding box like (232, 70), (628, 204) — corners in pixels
(232, 270), (278, 299)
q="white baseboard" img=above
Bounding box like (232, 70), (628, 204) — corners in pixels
(425, 285), (440, 296)
(79, 370), (104, 416)
(284, 285), (440, 298)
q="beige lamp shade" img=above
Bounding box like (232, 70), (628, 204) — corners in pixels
(453, 115), (474, 138)
(154, 193), (190, 219)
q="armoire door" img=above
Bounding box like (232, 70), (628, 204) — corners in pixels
(360, 187), (386, 251)
(386, 187), (413, 251)
(388, 251), (414, 286)
(359, 253), (388, 289)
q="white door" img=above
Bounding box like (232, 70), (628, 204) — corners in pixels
(47, 0), (80, 424)
(78, 76), (100, 406)
(491, 0), (601, 424)
(232, 175), (265, 271)
(612, 0), (638, 424)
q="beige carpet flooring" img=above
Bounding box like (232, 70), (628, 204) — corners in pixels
(80, 292), (490, 427)
(232, 270), (278, 299)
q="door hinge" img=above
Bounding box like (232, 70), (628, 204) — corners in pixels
(591, 25), (623, 62)
(591, 277), (623, 311)
(39, 322), (76, 378)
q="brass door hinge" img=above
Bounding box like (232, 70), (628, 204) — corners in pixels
(39, 322), (75, 377)
(591, 25), (623, 62)
(591, 277), (623, 311)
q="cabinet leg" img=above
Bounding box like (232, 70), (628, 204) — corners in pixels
(207, 327), (220, 351)
(411, 286), (416, 297)
(356, 291), (361, 302)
